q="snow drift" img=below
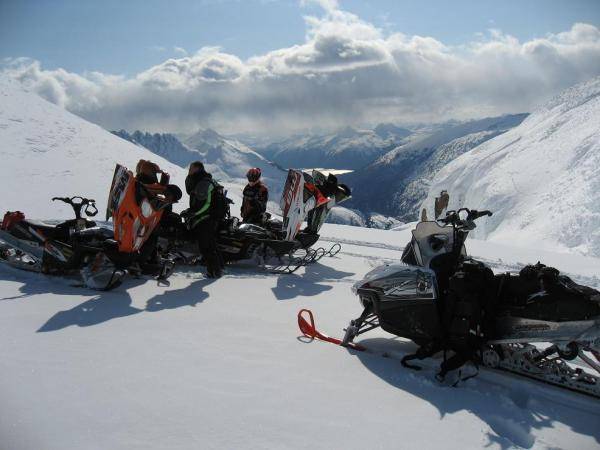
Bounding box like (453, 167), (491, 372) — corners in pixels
(424, 77), (600, 257)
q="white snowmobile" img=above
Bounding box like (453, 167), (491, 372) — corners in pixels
(328, 208), (599, 397)
(159, 169), (351, 273)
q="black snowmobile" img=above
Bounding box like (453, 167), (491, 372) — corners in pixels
(343, 208), (600, 397)
(158, 170), (351, 273)
(0, 196), (126, 290)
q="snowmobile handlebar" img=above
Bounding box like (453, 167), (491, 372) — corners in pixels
(52, 196), (98, 218)
(439, 208), (492, 228)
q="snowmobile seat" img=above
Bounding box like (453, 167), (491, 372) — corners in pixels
(102, 239), (119, 251)
(263, 239), (297, 256)
(238, 223), (270, 236)
(23, 219), (57, 231)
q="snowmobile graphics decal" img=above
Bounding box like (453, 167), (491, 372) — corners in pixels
(108, 164), (165, 253)
(280, 169), (305, 241)
(380, 270), (437, 300)
(106, 164), (130, 220)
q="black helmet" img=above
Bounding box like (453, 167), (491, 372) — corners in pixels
(165, 184), (183, 202)
(189, 161), (205, 173)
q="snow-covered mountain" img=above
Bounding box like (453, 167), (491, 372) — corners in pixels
(111, 130), (199, 167)
(423, 77), (600, 257)
(183, 128), (285, 186)
(255, 125), (407, 170)
(342, 114), (528, 221)
(0, 78), (193, 219)
(373, 123), (412, 141)
(112, 128), (287, 209)
(114, 128), (285, 182)
(326, 206), (404, 230)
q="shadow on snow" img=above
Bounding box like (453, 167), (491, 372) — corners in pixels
(347, 337), (600, 449)
(271, 261), (354, 301)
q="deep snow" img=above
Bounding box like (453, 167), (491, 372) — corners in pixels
(1, 224), (599, 450)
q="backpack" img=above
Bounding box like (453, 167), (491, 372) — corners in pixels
(210, 181), (232, 223)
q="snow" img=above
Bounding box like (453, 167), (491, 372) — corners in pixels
(2, 223), (600, 450)
(342, 114), (527, 221)
(423, 77), (600, 257)
(0, 78), (191, 219)
(1, 77), (600, 450)
(325, 207), (404, 230)
(255, 126), (402, 170)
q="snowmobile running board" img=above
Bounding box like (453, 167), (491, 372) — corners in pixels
(297, 309), (600, 399)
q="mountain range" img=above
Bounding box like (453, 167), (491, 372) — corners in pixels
(253, 124), (412, 170)
(340, 113), (529, 221)
(112, 128), (287, 202)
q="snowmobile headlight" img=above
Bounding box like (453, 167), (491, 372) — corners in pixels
(352, 280), (371, 295)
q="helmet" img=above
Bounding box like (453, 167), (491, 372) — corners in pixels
(165, 184), (183, 203)
(246, 167), (261, 182)
(136, 159), (161, 176)
(189, 161), (205, 175)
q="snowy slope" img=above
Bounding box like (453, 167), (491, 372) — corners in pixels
(0, 78), (197, 219)
(423, 77), (600, 257)
(342, 114), (527, 221)
(1, 223), (599, 450)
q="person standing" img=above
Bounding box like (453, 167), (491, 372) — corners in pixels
(241, 168), (269, 225)
(185, 161), (223, 278)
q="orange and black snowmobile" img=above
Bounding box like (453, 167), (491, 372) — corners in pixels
(106, 162), (181, 281)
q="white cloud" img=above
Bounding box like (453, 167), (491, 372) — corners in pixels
(2, 3), (600, 135)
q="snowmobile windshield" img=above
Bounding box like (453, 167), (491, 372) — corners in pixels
(409, 221), (456, 269)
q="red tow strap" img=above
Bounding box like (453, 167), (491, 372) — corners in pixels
(297, 309), (365, 351)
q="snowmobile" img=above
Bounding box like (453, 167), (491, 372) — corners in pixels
(0, 196), (126, 290)
(0, 164), (180, 290)
(105, 163), (180, 282)
(309, 208), (600, 397)
(159, 169), (351, 273)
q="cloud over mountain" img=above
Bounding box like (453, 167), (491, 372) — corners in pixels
(3, 0), (600, 134)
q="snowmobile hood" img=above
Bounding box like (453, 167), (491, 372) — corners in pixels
(352, 262), (410, 294)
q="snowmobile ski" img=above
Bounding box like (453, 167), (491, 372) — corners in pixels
(298, 309), (366, 351)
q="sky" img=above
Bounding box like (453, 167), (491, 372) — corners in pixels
(1, 0), (600, 135)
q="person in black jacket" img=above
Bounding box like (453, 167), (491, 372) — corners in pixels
(241, 167), (268, 224)
(185, 161), (223, 278)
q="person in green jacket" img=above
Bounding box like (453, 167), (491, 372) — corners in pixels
(185, 161), (223, 278)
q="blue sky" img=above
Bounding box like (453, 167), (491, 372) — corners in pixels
(1, 0), (599, 76)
